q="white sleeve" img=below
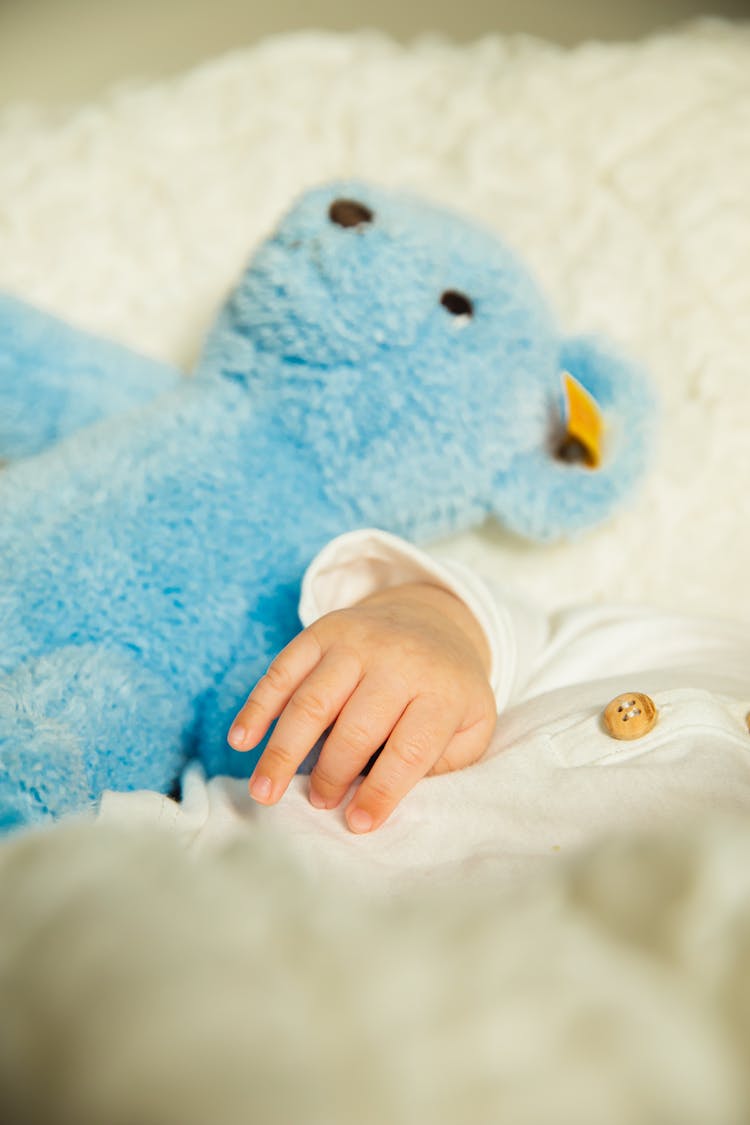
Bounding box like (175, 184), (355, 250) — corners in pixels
(526, 602), (750, 698)
(298, 528), (549, 712)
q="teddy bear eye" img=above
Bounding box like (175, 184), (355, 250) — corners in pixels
(440, 290), (474, 318)
(329, 199), (374, 228)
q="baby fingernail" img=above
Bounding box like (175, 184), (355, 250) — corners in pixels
(309, 787), (327, 809)
(347, 808), (373, 834)
(228, 724), (246, 747)
(250, 774), (272, 802)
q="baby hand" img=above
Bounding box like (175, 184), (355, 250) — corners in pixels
(227, 583), (496, 833)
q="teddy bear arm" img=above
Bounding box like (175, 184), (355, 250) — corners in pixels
(0, 293), (181, 462)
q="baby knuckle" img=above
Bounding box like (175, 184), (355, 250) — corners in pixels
(442, 673), (470, 700)
(263, 744), (295, 771)
(335, 641), (364, 676)
(311, 762), (343, 793)
(361, 778), (393, 808)
(435, 683), (461, 712)
(239, 695), (264, 720)
(288, 690), (328, 725)
(262, 659), (293, 696)
(392, 732), (432, 770)
(339, 718), (377, 755)
(310, 612), (348, 645)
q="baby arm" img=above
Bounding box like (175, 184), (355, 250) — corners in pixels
(227, 583), (497, 834)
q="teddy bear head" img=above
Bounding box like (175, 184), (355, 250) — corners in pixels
(198, 181), (655, 542)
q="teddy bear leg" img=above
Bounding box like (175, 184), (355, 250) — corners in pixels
(0, 644), (195, 833)
(0, 293), (181, 462)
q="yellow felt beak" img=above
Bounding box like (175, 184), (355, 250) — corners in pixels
(560, 371), (604, 469)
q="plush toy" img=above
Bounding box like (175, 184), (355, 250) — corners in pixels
(0, 181), (656, 831)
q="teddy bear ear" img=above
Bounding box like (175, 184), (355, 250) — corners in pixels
(490, 335), (658, 542)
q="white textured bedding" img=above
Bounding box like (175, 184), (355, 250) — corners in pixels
(1, 20), (750, 1124)
(1, 21), (748, 617)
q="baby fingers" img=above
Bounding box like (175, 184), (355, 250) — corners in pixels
(228, 630), (326, 751)
(307, 678), (410, 811)
(344, 696), (459, 834)
(244, 648), (363, 805)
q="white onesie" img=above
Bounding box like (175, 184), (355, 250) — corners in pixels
(100, 529), (750, 890)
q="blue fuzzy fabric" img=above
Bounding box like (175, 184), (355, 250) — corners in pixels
(0, 293), (181, 460)
(0, 181), (656, 829)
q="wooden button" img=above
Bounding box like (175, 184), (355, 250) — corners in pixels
(603, 693), (658, 741)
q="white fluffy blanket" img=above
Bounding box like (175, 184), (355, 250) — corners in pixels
(1, 20), (748, 617)
(1, 20), (749, 1123)
(1, 815), (750, 1125)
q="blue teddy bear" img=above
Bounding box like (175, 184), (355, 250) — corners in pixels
(0, 182), (655, 831)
